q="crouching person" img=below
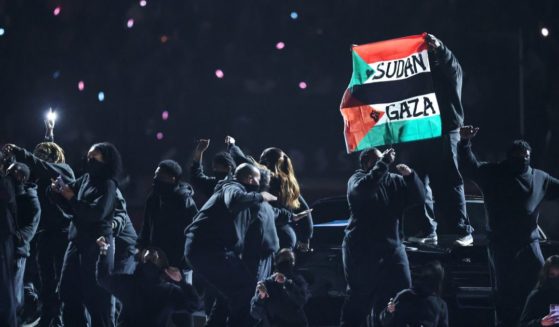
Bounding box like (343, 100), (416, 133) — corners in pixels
(96, 237), (201, 327)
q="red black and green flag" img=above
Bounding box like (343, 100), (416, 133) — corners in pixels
(340, 33), (442, 153)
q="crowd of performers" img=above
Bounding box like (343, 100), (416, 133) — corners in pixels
(1, 34), (559, 327)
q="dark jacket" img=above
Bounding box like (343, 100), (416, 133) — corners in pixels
(96, 253), (201, 327)
(431, 41), (464, 133)
(250, 273), (310, 327)
(138, 182), (197, 268)
(519, 287), (559, 327)
(458, 140), (559, 245)
(184, 180), (264, 256)
(346, 161), (425, 249)
(114, 189), (137, 256)
(0, 176), (17, 238)
(54, 174), (117, 243)
(14, 183), (41, 257)
(380, 288), (449, 327)
(0, 175), (18, 327)
(189, 161), (232, 197)
(12, 147), (74, 234)
(229, 144), (314, 243)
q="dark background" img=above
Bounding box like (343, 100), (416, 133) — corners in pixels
(1, 0), (558, 233)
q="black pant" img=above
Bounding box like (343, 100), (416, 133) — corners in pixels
(488, 241), (544, 327)
(340, 236), (411, 327)
(37, 231), (67, 327)
(399, 130), (472, 235)
(0, 235), (17, 327)
(59, 239), (115, 327)
(187, 249), (255, 327)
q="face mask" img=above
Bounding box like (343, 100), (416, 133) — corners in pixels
(153, 179), (175, 195)
(549, 277), (559, 290)
(214, 171), (228, 181)
(505, 157), (530, 174)
(86, 159), (107, 178)
(243, 183), (260, 193)
(276, 260), (294, 276)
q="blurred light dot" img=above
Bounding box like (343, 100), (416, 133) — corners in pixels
(98, 92), (105, 102)
(541, 27), (550, 37)
(298, 81), (307, 90)
(290, 11), (298, 20)
(53, 6), (61, 16)
(162, 110), (169, 120)
(160, 35), (168, 43)
(127, 19), (134, 28)
(78, 81), (85, 91)
(156, 132), (164, 140)
(0, 28), (4, 36)
(276, 41), (285, 50)
(52, 70), (61, 79)
(215, 69), (224, 79)
(139, 0), (147, 7)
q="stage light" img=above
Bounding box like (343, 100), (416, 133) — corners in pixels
(290, 12), (298, 20)
(215, 69), (224, 79)
(160, 35), (168, 43)
(541, 27), (550, 37)
(127, 19), (134, 28)
(46, 109), (57, 123)
(140, 0), (147, 7)
(0, 28), (5, 36)
(276, 42), (285, 50)
(98, 92), (105, 102)
(156, 132), (164, 140)
(162, 111), (169, 120)
(53, 6), (61, 16)
(53, 71), (60, 79)
(78, 81), (85, 91)
(298, 81), (307, 89)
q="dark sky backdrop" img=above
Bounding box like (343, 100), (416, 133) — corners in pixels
(1, 0), (558, 228)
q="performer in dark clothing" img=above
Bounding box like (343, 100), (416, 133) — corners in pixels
(250, 248), (310, 327)
(113, 188), (137, 274)
(0, 171), (18, 327)
(403, 34), (473, 246)
(190, 138), (236, 197)
(458, 126), (559, 327)
(139, 160), (198, 270)
(6, 163), (41, 312)
(96, 238), (201, 327)
(340, 148), (425, 327)
(184, 163), (277, 327)
(51, 142), (122, 327)
(520, 255), (559, 327)
(3, 138), (75, 327)
(380, 261), (449, 327)
(225, 136), (313, 251)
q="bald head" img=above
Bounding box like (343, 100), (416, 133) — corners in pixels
(235, 163), (261, 187)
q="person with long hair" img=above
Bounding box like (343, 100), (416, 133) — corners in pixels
(226, 137), (312, 251)
(51, 142), (122, 327)
(520, 255), (559, 327)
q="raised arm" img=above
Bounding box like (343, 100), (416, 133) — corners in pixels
(224, 184), (266, 213)
(458, 126), (487, 181)
(395, 164), (426, 209)
(348, 151), (392, 194)
(4, 145), (74, 182)
(427, 34), (463, 85)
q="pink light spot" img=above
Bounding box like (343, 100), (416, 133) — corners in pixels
(298, 81), (307, 90)
(78, 81), (85, 91)
(53, 6), (61, 16)
(139, 0), (147, 7)
(126, 19), (134, 28)
(162, 111), (169, 120)
(215, 69), (224, 79)
(156, 132), (164, 140)
(276, 42), (285, 50)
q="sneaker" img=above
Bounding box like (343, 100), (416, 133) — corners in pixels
(408, 232), (438, 245)
(454, 234), (474, 247)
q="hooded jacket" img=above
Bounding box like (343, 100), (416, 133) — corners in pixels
(139, 182), (198, 268)
(15, 182), (41, 257)
(114, 189), (138, 256)
(12, 147), (75, 234)
(458, 140), (559, 245)
(184, 180), (264, 257)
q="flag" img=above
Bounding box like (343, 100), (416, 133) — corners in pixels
(340, 33), (442, 153)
